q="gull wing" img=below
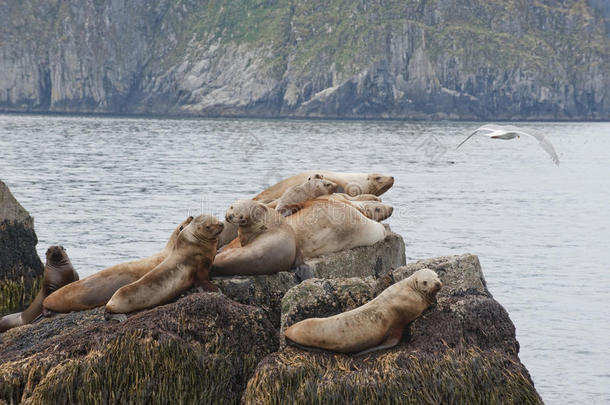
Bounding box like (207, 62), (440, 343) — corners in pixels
(455, 125), (496, 149)
(526, 132), (560, 166)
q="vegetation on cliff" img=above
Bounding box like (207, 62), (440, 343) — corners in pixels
(0, 0), (607, 119)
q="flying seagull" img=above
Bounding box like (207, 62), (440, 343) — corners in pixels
(456, 124), (560, 165)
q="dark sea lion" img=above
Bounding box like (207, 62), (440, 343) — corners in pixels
(1, 246), (79, 332)
(43, 216), (193, 313)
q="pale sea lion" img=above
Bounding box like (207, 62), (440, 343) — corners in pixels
(212, 200), (308, 277)
(316, 194), (393, 222)
(284, 199), (388, 258)
(1, 246), (79, 332)
(274, 177), (338, 216)
(285, 268), (442, 355)
(43, 216), (193, 313)
(105, 215), (223, 317)
(254, 171), (394, 203)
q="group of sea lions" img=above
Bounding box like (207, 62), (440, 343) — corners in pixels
(1, 171), (443, 355)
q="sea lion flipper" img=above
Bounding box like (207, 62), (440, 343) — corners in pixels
(353, 326), (403, 357)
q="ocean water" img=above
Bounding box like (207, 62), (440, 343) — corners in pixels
(1, 113), (608, 404)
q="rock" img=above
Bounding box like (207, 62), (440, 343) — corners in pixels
(0, 181), (44, 316)
(306, 230), (406, 279)
(245, 254), (542, 404)
(0, 293), (277, 404)
(213, 272), (298, 327)
(212, 231), (405, 326)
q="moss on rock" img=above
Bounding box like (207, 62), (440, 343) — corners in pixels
(245, 254), (541, 404)
(243, 346), (541, 405)
(0, 293), (277, 404)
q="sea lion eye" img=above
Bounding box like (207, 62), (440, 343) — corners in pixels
(375, 176), (381, 181)
(179, 226), (184, 231)
(375, 208), (380, 212)
(423, 281), (428, 286)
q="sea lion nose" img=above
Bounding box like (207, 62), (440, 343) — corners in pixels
(389, 207), (394, 215)
(435, 281), (441, 289)
(239, 214), (244, 220)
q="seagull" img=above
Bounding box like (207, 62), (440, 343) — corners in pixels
(456, 124), (560, 165)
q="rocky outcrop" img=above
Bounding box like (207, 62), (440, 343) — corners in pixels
(243, 254), (542, 404)
(213, 230), (405, 326)
(0, 181), (44, 316)
(0, 0), (607, 120)
(0, 293), (277, 404)
(0, 239), (541, 403)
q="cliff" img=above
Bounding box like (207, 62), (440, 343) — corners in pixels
(0, 0), (607, 120)
(0, 181), (44, 317)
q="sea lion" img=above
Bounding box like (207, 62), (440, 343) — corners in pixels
(0, 246), (79, 332)
(285, 268), (442, 355)
(105, 215), (223, 317)
(284, 199), (388, 258)
(334, 193), (382, 202)
(212, 200), (307, 277)
(316, 194), (393, 222)
(274, 177), (338, 216)
(43, 216), (193, 313)
(254, 171), (394, 203)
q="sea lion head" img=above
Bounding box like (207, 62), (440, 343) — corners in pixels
(45, 245), (70, 266)
(179, 216), (194, 231)
(367, 173), (394, 196)
(225, 200), (269, 227)
(311, 178), (338, 195)
(307, 173), (324, 181)
(361, 202), (394, 222)
(411, 268), (442, 303)
(44, 245), (78, 295)
(182, 214), (224, 243)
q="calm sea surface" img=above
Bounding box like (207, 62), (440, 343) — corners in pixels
(1, 114), (608, 403)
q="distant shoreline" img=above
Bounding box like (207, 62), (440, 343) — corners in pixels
(1, 110), (608, 123)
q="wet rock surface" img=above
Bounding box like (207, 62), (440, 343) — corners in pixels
(0, 180), (44, 316)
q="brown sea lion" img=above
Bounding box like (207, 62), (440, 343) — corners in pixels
(284, 199), (388, 258)
(105, 215), (223, 317)
(273, 177), (338, 216)
(1, 246), (79, 332)
(43, 216), (193, 314)
(285, 268), (442, 355)
(212, 200), (308, 277)
(254, 171), (394, 203)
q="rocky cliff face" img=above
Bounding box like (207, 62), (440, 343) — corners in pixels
(0, 0), (607, 119)
(0, 181), (44, 316)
